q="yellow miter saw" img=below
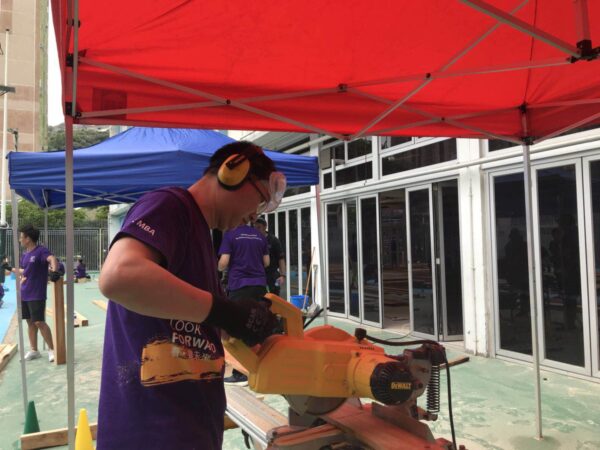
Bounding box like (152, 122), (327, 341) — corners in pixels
(224, 294), (463, 450)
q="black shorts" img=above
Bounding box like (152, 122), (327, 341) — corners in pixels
(22, 300), (46, 322)
(229, 285), (267, 302)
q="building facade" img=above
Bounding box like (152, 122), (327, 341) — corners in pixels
(239, 127), (600, 382)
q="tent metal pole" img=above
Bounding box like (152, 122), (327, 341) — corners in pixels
(65, 117), (76, 450)
(521, 105), (543, 440)
(533, 110), (600, 145)
(1, 29), (10, 227)
(65, 0), (80, 445)
(44, 208), (48, 245)
(574, 0), (590, 43)
(11, 190), (28, 414)
(460, 0), (579, 58)
(522, 142), (542, 440)
(315, 185), (327, 325)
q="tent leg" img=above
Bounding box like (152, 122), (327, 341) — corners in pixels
(315, 186), (327, 325)
(522, 143), (543, 440)
(65, 117), (76, 450)
(44, 208), (48, 245)
(11, 190), (28, 414)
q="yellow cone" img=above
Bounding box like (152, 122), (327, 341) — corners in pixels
(75, 408), (95, 450)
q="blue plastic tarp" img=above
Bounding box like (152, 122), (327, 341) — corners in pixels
(8, 127), (319, 209)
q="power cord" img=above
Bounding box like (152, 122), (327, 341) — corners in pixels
(357, 330), (457, 450)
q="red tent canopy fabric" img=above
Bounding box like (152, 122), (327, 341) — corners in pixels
(52, 0), (600, 143)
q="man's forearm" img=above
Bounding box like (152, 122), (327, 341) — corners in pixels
(100, 257), (214, 323)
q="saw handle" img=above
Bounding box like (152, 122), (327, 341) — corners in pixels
(264, 293), (304, 338)
(223, 293), (305, 374)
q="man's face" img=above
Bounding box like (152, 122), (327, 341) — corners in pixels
(18, 232), (31, 248)
(221, 179), (270, 230)
(254, 222), (267, 235)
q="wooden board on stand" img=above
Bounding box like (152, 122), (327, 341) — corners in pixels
(51, 279), (66, 365)
(0, 343), (17, 373)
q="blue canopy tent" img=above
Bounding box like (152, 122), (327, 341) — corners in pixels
(8, 127), (319, 209)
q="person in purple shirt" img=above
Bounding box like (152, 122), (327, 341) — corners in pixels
(74, 258), (90, 281)
(17, 224), (61, 363)
(218, 222), (270, 385)
(97, 141), (286, 450)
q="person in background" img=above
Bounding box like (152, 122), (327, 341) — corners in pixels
(0, 255), (13, 308)
(253, 217), (286, 296)
(218, 221), (270, 386)
(17, 225), (61, 362)
(75, 258), (91, 281)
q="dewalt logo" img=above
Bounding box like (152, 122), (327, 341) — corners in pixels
(390, 382), (412, 390)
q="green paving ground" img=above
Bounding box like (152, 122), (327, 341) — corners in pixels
(1, 280), (599, 449)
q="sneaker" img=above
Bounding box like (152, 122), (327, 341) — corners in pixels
(224, 372), (248, 387)
(24, 350), (41, 361)
(48, 350), (55, 363)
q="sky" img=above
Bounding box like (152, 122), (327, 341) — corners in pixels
(48, 10), (63, 126)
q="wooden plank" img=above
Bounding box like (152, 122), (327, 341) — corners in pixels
(441, 355), (470, 369)
(225, 385), (287, 435)
(20, 423), (98, 450)
(45, 309), (88, 328)
(51, 279), (66, 365)
(0, 343), (17, 373)
(324, 402), (450, 450)
(92, 300), (108, 311)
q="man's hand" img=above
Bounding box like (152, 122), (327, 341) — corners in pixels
(205, 295), (278, 347)
(49, 271), (62, 282)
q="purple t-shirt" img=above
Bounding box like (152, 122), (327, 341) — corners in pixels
(75, 262), (87, 278)
(219, 225), (268, 291)
(97, 188), (226, 450)
(19, 245), (51, 302)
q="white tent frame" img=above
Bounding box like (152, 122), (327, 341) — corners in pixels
(11, 1), (598, 448)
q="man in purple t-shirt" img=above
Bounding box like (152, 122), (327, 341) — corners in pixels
(97, 141), (286, 450)
(218, 223), (269, 385)
(17, 224), (61, 363)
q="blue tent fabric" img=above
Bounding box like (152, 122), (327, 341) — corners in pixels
(8, 127), (319, 209)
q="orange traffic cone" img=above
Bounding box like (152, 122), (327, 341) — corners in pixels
(75, 408), (94, 450)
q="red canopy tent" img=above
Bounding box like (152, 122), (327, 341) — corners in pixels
(19, 0), (598, 447)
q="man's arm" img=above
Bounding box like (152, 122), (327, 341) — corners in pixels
(99, 237), (214, 323)
(46, 255), (59, 272)
(218, 254), (230, 272)
(263, 254), (270, 268)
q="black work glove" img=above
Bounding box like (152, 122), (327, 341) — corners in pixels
(205, 295), (278, 347)
(49, 271), (62, 282)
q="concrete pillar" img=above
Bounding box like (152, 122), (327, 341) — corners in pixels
(457, 138), (491, 356)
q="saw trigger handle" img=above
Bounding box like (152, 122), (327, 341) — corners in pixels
(264, 293), (304, 338)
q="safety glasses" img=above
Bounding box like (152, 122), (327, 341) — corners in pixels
(249, 171), (287, 214)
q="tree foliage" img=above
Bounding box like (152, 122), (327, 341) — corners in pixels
(47, 126), (109, 150)
(6, 200), (105, 229)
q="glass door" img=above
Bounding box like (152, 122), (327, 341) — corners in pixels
(327, 203), (346, 316)
(407, 186), (437, 338)
(584, 157), (600, 379)
(435, 180), (463, 341)
(359, 196), (382, 326)
(532, 160), (590, 374)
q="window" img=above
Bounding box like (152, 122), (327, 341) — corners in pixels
(347, 138), (372, 160)
(381, 139), (456, 176)
(335, 162), (372, 186)
(488, 139), (517, 152)
(284, 186), (311, 197)
(324, 172), (332, 189)
(381, 136), (413, 150)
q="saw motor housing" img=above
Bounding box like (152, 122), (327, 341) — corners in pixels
(224, 294), (445, 416)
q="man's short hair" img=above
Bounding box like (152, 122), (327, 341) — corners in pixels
(19, 224), (40, 243)
(255, 217), (267, 227)
(204, 141), (275, 181)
